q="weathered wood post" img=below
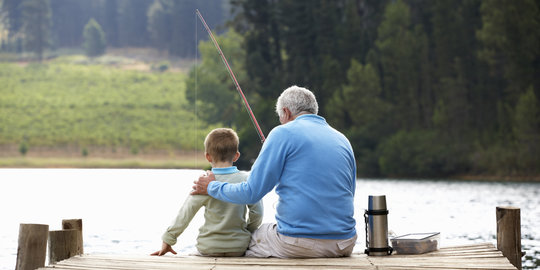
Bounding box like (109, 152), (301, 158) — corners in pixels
(48, 229), (81, 264)
(48, 219), (84, 264)
(15, 223), (49, 270)
(61, 219), (83, 254)
(496, 206), (522, 270)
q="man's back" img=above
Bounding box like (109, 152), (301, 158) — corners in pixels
(266, 114), (356, 239)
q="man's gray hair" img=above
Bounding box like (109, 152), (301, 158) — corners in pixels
(275, 85), (319, 118)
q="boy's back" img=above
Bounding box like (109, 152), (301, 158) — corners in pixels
(162, 169), (263, 255)
(153, 128), (262, 257)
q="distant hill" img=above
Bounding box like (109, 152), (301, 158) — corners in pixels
(0, 55), (216, 161)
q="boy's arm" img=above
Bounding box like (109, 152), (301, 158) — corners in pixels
(246, 200), (264, 233)
(161, 195), (206, 246)
(151, 241), (177, 256)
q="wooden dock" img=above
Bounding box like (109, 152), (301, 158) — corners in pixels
(38, 243), (517, 270)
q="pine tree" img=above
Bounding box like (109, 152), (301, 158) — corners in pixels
(118, 0), (151, 47)
(327, 60), (391, 176)
(104, 0), (120, 47)
(147, 0), (171, 51)
(513, 87), (540, 173)
(2, 0), (24, 51)
(477, 0), (540, 103)
(50, 0), (89, 48)
(21, 0), (51, 61)
(83, 18), (107, 58)
(372, 0), (430, 130)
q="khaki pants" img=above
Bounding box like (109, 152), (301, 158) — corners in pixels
(245, 223), (357, 258)
(199, 252), (245, 257)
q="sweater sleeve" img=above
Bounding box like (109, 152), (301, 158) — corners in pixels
(247, 200), (264, 233)
(208, 127), (288, 204)
(162, 195), (206, 246)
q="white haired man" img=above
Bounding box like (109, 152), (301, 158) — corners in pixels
(192, 85), (357, 258)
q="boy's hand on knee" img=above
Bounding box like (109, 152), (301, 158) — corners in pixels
(151, 242), (177, 256)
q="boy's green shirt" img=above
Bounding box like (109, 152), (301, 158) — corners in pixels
(162, 167), (263, 254)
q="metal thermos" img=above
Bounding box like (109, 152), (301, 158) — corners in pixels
(364, 195), (393, 255)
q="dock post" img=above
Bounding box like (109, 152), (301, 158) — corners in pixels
(48, 229), (81, 264)
(496, 206), (522, 270)
(62, 219), (84, 254)
(48, 219), (84, 264)
(15, 223), (49, 270)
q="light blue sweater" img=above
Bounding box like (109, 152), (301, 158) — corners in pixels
(208, 114), (357, 240)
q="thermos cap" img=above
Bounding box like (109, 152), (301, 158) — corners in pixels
(368, 195), (387, 210)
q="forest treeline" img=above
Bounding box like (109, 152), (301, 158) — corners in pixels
(1, 0), (229, 59)
(1, 0), (539, 178)
(189, 0), (540, 178)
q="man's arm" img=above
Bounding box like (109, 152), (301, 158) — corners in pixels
(192, 128), (287, 204)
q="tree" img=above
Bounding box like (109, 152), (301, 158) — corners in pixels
(327, 60), (391, 176)
(477, 0), (540, 102)
(370, 0), (431, 130)
(147, 0), (171, 51)
(1, 0), (24, 52)
(104, 0), (120, 47)
(234, 0), (283, 98)
(340, 0), (389, 64)
(49, 1), (94, 48)
(118, 0), (152, 47)
(83, 18), (106, 57)
(146, 0), (227, 57)
(222, 0), (540, 177)
(185, 29), (246, 127)
(21, 0), (51, 61)
(513, 87), (540, 173)
(431, 0), (485, 136)
(280, 0), (340, 110)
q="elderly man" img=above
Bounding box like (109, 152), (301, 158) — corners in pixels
(192, 85), (357, 258)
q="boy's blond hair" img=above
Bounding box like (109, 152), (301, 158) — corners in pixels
(204, 128), (239, 163)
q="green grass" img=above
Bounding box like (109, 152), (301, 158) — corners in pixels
(0, 156), (211, 169)
(0, 57), (214, 155)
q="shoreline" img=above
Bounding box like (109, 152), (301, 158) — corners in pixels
(1, 146), (538, 182)
(0, 147), (209, 170)
(452, 174), (540, 183)
(1, 156), (538, 182)
(0, 156), (208, 170)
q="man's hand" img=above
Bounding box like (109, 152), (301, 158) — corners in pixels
(150, 242), (177, 256)
(191, 170), (215, 195)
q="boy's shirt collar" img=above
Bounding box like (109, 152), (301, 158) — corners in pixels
(211, 166), (239, 175)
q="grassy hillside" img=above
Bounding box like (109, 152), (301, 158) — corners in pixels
(0, 56), (214, 161)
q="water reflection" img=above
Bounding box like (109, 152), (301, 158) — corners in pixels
(0, 169), (538, 269)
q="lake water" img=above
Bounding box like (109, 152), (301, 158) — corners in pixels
(0, 169), (539, 269)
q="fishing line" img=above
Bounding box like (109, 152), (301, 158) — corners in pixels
(195, 9), (266, 144)
(195, 11), (199, 169)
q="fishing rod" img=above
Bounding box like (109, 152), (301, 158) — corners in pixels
(195, 9), (266, 144)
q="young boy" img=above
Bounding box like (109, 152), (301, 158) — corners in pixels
(151, 128), (263, 257)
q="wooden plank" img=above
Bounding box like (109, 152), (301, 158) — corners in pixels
(53, 255), (374, 269)
(38, 243), (517, 270)
(65, 254), (374, 267)
(53, 256), (214, 270)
